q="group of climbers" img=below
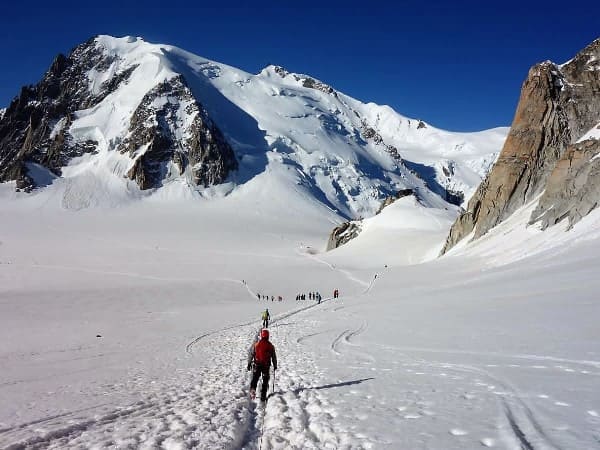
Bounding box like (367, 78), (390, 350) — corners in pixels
(256, 293), (283, 302)
(246, 285), (343, 403)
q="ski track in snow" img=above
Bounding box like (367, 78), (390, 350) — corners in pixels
(2, 251), (597, 448)
(0, 290), (374, 449)
(373, 342), (593, 450)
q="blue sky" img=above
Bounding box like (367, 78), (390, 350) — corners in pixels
(0, 1), (598, 131)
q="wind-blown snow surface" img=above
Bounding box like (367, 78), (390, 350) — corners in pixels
(41, 35), (507, 217)
(1, 179), (599, 450)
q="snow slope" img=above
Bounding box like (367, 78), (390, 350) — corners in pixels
(1, 175), (599, 449)
(19, 35), (506, 222)
(3, 35), (598, 450)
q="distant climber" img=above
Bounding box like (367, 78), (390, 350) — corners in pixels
(262, 308), (270, 328)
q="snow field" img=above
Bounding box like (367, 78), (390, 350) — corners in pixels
(1, 158), (600, 449)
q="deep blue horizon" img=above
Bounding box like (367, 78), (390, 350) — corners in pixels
(1, 1), (598, 132)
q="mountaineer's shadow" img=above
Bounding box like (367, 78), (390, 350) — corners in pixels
(269, 377), (375, 398)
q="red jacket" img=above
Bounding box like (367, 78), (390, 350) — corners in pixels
(248, 338), (277, 369)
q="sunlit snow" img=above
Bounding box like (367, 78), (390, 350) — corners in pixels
(0, 36), (597, 450)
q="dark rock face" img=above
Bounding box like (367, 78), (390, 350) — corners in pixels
(360, 119), (403, 162)
(118, 76), (237, 189)
(442, 38), (600, 253)
(530, 137), (600, 229)
(0, 36), (237, 192)
(272, 66), (289, 78)
(271, 66), (338, 97)
(327, 221), (362, 250)
(328, 189), (417, 250)
(301, 77), (335, 95)
(0, 38), (131, 189)
(376, 189), (415, 214)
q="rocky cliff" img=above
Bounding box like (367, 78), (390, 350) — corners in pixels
(442, 38), (600, 253)
(0, 37), (237, 191)
(118, 75), (236, 189)
(530, 127), (600, 229)
(327, 221), (362, 250)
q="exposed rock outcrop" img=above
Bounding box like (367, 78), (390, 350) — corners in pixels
(0, 36), (237, 191)
(327, 221), (362, 250)
(118, 76), (237, 189)
(530, 135), (600, 229)
(360, 119), (403, 163)
(328, 189), (417, 250)
(0, 39), (129, 189)
(375, 189), (415, 214)
(442, 38), (600, 253)
(301, 77), (336, 95)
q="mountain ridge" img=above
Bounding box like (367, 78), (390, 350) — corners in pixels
(0, 35), (507, 220)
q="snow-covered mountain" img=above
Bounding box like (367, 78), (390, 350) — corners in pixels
(2, 37), (600, 450)
(0, 35), (507, 219)
(443, 38), (600, 254)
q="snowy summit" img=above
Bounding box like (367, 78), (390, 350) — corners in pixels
(0, 35), (506, 219)
(1, 35), (598, 450)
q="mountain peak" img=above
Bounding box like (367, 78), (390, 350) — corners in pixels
(260, 65), (289, 78)
(0, 35), (506, 217)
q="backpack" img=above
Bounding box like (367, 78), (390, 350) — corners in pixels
(254, 340), (273, 366)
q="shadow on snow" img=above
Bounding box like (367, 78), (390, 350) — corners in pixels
(270, 377), (375, 398)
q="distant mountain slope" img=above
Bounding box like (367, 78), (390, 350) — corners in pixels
(442, 38), (600, 254)
(0, 35), (507, 218)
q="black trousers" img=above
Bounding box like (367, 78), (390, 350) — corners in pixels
(250, 364), (270, 399)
